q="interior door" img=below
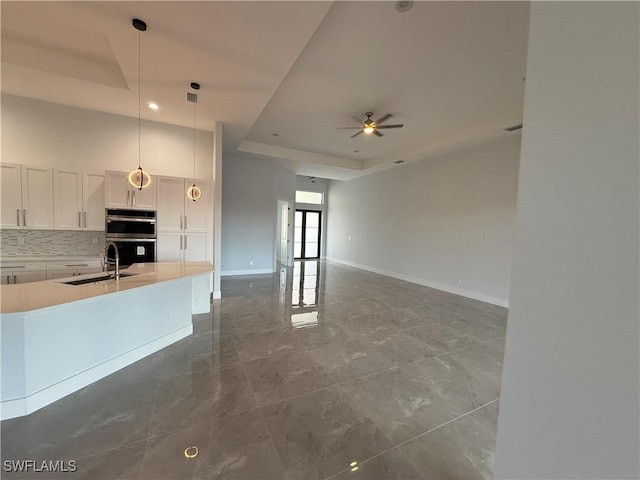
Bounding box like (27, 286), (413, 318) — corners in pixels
(280, 202), (289, 265)
(294, 210), (321, 260)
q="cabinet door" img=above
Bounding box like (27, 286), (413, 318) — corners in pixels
(105, 171), (130, 208)
(83, 172), (105, 230)
(21, 165), (54, 229)
(156, 176), (184, 232)
(13, 270), (47, 284)
(157, 233), (184, 262)
(184, 232), (208, 262)
(54, 169), (83, 230)
(47, 269), (77, 280)
(184, 179), (210, 233)
(0, 163), (22, 229)
(0, 271), (11, 284)
(130, 176), (156, 210)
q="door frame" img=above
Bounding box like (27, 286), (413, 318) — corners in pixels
(294, 209), (322, 260)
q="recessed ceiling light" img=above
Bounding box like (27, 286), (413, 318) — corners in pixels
(393, 160), (405, 164)
(353, 150), (359, 153)
(147, 102), (159, 110)
(272, 133), (280, 137)
(395, 0), (414, 13)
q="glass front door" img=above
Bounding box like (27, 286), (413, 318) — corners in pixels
(294, 210), (321, 259)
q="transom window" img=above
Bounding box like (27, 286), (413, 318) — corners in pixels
(295, 191), (323, 204)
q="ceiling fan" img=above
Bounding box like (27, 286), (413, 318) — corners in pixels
(339, 112), (404, 138)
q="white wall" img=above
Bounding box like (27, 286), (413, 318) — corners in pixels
(221, 153), (295, 275)
(1, 94), (213, 179)
(495, 3), (639, 478)
(326, 135), (520, 306)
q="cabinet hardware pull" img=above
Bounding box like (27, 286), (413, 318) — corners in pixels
(78, 211), (82, 227)
(84, 212), (87, 228)
(180, 235), (183, 250)
(184, 235), (187, 249)
(127, 190), (131, 206)
(16, 209), (20, 226)
(13, 275), (17, 284)
(6, 275), (10, 284)
(184, 215), (187, 230)
(180, 215), (183, 230)
(23, 209), (27, 227)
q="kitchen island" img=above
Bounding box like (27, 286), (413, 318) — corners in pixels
(0, 261), (213, 420)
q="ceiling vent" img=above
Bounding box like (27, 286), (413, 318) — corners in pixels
(504, 123), (522, 132)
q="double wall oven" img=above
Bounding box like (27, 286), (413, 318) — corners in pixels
(105, 209), (156, 266)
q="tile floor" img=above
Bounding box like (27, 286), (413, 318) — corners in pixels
(1, 261), (507, 479)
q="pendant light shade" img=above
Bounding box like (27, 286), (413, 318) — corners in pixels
(186, 82), (201, 202)
(128, 18), (151, 191)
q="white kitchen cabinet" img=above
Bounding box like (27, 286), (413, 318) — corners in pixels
(184, 232), (208, 262)
(54, 170), (105, 231)
(156, 176), (210, 262)
(1, 262), (47, 284)
(105, 170), (156, 210)
(21, 165), (55, 229)
(0, 164), (54, 230)
(46, 259), (103, 279)
(0, 163), (23, 229)
(157, 233), (184, 262)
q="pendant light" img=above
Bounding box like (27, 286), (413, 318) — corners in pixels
(128, 18), (151, 190)
(186, 82), (202, 201)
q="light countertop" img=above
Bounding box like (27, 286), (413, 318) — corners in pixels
(0, 262), (213, 314)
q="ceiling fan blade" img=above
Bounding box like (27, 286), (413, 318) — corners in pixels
(373, 129), (383, 137)
(375, 113), (393, 125)
(377, 124), (404, 129)
(338, 127), (363, 129)
(350, 130), (364, 138)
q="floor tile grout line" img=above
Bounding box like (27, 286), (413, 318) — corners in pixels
(322, 397), (501, 480)
(137, 383), (160, 480)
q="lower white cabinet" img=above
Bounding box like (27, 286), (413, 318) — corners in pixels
(157, 232), (208, 262)
(46, 259), (103, 280)
(0, 262), (47, 284)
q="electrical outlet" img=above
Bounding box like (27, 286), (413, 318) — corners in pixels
(456, 277), (463, 286)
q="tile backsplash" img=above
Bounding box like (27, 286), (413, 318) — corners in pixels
(0, 230), (105, 257)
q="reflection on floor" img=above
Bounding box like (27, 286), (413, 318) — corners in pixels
(1, 260), (507, 480)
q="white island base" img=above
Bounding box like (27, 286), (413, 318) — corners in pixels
(1, 262), (213, 420)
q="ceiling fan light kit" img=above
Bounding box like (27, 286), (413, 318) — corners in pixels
(339, 112), (404, 138)
(128, 18), (152, 191)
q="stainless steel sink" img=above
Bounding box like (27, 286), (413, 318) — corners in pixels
(61, 272), (137, 286)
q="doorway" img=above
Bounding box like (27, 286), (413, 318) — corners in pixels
(277, 199), (291, 266)
(294, 210), (321, 259)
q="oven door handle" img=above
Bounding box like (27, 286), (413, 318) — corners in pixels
(105, 238), (156, 242)
(106, 216), (156, 223)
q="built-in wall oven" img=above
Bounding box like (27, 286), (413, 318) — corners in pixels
(105, 209), (156, 266)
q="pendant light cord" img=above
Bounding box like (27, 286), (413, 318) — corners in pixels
(193, 97), (197, 185)
(138, 27), (142, 170)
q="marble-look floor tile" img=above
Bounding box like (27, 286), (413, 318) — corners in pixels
(291, 320), (355, 347)
(149, 363), (257, 437)
(231, 310), (292, 336)
(379, 413), (496, 480)
(308, 339), (395, 383)
(1, 366), (156, 462)
(262, 386), (393, 480)
(244, 350), (336, 405)
(470, 400), (500, 434)
(341, 363), (461, 445)
(73, 440), (147, 480)
(233, 329), (305, 362)
(366, 330), (443, 366)
(142, 409), (284, 480)
(407, 321), (479, 356)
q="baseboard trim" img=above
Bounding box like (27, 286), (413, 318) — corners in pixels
(0, 325), (192, 420)
(324, 256), (508, 308)
(221, 268), (275, 276)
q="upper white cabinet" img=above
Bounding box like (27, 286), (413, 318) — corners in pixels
(0, 164), (54, 230)
(105, 170), (156, 210)
(1, 164), (23, 229)
(54, 170), (105, 230)
(156, 176), (211, 262)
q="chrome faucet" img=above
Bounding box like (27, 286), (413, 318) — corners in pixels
(104, 241), (120, 279)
